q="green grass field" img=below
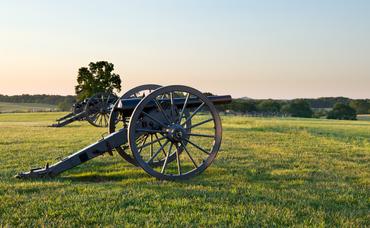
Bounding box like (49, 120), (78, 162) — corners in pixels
(0, 113), (369, 226)
(0, 102), (56, 113)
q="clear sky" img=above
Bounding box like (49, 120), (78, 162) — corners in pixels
(0, 0), (369, 99)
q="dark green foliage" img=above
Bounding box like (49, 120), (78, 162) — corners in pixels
(218, 99), (257, 113)
(0, 94), (75, 105)
(257, 100), (281, 112)
(349, 100), (370, 114)
(57, 99), (72, 111)
(305, 97), (351, 109)
(312, 109), (328, 118)
(282, 100), (313, 118)
(75, 61), (122, 100)
(327, 103), (357, 120)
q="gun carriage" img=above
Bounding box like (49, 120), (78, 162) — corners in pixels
(17, 85), (231, 180)
(52, 92), (118, 128)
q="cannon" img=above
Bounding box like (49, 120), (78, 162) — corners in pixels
(17, 85), (232, 180)
(51, 92), (118, 128)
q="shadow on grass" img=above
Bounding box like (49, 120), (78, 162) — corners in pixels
(46, 124), (85, 128)
(61, 173), (128, 182)
(11, 156), (368, 226)
(58, 172), (145, 183)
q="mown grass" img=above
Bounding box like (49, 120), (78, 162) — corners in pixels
(0, 102), (56, 113)
(0, 113), (369, 226)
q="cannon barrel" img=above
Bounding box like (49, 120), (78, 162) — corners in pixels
(116, 95), (232, 116)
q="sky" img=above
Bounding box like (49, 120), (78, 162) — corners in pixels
(0, 0), (369, 99)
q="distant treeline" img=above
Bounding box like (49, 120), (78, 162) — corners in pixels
(0, 94), (76, 105)
(0, 94), (369, 116)
(0, 94), (76, 111)
(217, 97), (370, 118)
(304, 97), (353, 109)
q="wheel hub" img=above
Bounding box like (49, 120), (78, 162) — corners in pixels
(166, 124), (186, 142)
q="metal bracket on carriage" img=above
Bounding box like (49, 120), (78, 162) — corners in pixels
(98, 132), (114, 156)
(15, 163), (53, 178)
(104, 141), (114, 156)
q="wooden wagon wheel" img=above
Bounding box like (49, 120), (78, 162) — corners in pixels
(85, 92), (118, 127)
(128, 85), (222, 180)
(71, 100), (86, 115)
(108, 84), (162, 166)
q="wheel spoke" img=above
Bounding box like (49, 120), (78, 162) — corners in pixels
(106, 94), (111, 105)
(100, 114), (105, 126)
(161, 143), (173, 173)
(101, 114), (105, 126)
(174, 143), (182, 175)
(155, 133), (167, 156)
(105, 114), (109, 125)
(184, 138), (210, 155)
(138, 135), (149, 153)
(93, 113), (99, 121)
(135, 135), (146, 144)
(147, 139), (170, 164)
(136, 128), (165, 134)
(150, 134), (154, 157)
(177, 93), (190, 124)
(180, 140), (198, 168)
(92, 114), (97, 123)
(153, 98), (172, 124)
(137, 135), (166, 150)
(187, 118), (213, 130)
(103, 114), (108, 126)
(187, 133), (215, 138)
(159, 94), (166, 100)
(181, 102), (205, 127)
(91, 113), (99, 122)
(98, 114), (102, 126)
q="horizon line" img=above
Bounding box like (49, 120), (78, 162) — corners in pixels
(0, 93), (368, 100)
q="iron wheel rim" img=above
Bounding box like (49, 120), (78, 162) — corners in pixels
(85, 92), (118, 127)
(128, 85), (222, 180)
(109, 84), (162, 166)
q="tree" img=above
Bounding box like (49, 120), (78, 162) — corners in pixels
(305, 97), (351, 109)
(217, 99), (257, 113)
(282, 100), (313, 118)
(312, 109), (328, 119)
(327, 103), (357, 120)
(75, 61), (122, 100)
(57, 99), (72, 111)
(349, 100), (370, 114)
(257, 100), (281, 113)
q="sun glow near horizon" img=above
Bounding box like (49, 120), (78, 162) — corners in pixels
(1, 0), (369, 99)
